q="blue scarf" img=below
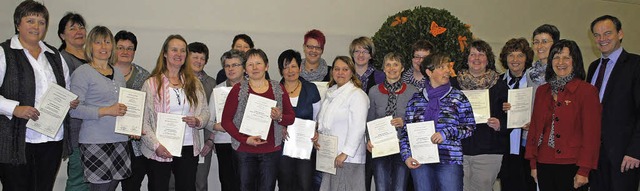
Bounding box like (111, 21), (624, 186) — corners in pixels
(423, 81), (451, 121)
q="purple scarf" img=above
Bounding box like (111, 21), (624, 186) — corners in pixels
(423, 81), (451, 121)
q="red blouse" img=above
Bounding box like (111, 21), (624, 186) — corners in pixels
(525, 79), (602, 176)
(221, 82), (295, 153)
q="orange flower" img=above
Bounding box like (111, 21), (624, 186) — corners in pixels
(448, 62), (457, 77)
(390, 16), (408, 27)
(429, 21), (446, 37)
(458, 36), (468, 52)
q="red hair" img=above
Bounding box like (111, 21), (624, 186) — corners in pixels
(303, 29), (326, 49)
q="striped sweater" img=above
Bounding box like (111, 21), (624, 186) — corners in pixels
(399, 87), (475, 165)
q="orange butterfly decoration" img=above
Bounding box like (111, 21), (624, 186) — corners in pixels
(458, 36), (468, 52)
(429, 21), (447, 37)
(448, 62), (457, 77)
(390, 16), (408, 27)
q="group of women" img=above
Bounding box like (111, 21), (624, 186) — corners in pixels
(0, 1), (603, 191)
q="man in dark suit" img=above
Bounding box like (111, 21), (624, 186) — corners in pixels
(587, 15), (640, 191)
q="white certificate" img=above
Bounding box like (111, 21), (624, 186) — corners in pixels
(461, 89), (491, 124)
(198, 129), (205, 163)
(156, 113), (186, 157)
(239, 94), (277, 140)
(367, 116), (400, 158)
(316, 134), (338, 174)
(26, 83), (78, 138)
(115, 87), (146, 136)
(282, 118), (316, 160)
(312, 82), (329, 101)
(507, 87), (533, 129)
(212, 86), (232, 122)
(406, 121), (440, 164)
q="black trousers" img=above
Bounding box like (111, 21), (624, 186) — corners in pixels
(590, 150), (640, 191)
(121, 142), (150, 191)
(214, 143), (240, 191)
(147, 146), (198, 191)
(537, 163), (588, 191)
(0, 141), (63, 191)
(365, 151), (373, 191)
(278, 154), (314, 191)
(499, 151), (537, 191)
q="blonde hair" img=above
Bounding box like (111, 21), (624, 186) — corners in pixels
(84, 26), (116, 64)
(328, 56), (362, 88)
(349, 36), (375, 59)
(149, 34), (200, 107)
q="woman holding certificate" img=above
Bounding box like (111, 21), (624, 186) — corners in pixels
(453, 40), (509, 191)
(276, 49), (321, 191)
(140, 35), (209, 191)
(497, 38), (537, 191)
(0, 2), (75, 190)
(221, 48), (295, 191)
(208, 49), (245, 191)
(525, 40), (601, 191)
(400, 53), (475, 191)
(69, 26), (132, 191)
(315, 56), (369, 190)
(367, 52), (418, 191)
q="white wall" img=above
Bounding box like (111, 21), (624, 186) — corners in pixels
(1, 0), (639, 190)
(1, 0), (639, 78)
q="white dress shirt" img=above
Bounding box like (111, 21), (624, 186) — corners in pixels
(0, 35), (70, 143)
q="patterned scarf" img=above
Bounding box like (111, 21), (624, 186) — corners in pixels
(383, 80), (403, 116)
(401, 70), (425, 90)
(300, 58), (329, 81)
(528, 60), (547, 86)
(549, 74), (574, 96)
(358, 66), (375, 91)
(456, 69), (500, 90)
(423, 81), (451, 121)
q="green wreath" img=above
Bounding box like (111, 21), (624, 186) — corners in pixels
(372, 6), (473, 73)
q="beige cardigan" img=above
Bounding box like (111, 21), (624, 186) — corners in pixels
(140, 75), (210, 162)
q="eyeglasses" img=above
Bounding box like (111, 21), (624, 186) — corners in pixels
(353, 50), (370, 55)
(532, 40), (552, 46)
(412, 55), (427, 60)
(224, 63), (243, 69)
(117, 46), (135, 52)
(305, 45), (323, 51)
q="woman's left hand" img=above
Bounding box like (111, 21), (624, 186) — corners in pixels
(183, 116), (200, 128)
(391, 117), (404, 128)
(573, 174), (588, 189)
(335, 153), (348, 168)
(270, 107), (282, 121)
(70, 99), (80, 109)
(487, 117), (501, 131)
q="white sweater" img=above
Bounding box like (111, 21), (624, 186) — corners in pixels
(318, 82), (369, 164)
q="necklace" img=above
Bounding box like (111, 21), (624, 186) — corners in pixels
(250, 80), (267, 88)
(91, 63), (112, 76)
(123, 65), (133, 77)
(168, 76), (181, 86)
(286, 80), (300, 94)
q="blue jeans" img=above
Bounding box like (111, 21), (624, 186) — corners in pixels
(236, 150), (281, 191)
(372, 153), (409, 191)
(411, 163), (463, 191)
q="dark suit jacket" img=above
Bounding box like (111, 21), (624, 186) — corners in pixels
(586, 49), (640, 162)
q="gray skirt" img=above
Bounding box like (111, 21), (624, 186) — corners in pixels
(79, 142), (132, 184)
(320, 163), (366, 191)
